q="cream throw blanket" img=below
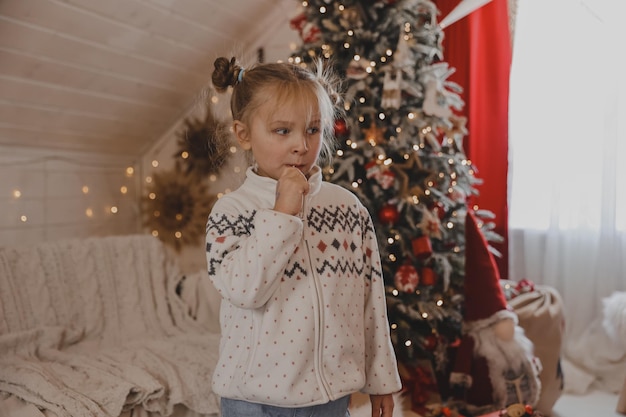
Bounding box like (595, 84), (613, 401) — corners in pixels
(0, 235), (220, 417)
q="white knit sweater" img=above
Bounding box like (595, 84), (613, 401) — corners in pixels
(205, 166), (401, 407)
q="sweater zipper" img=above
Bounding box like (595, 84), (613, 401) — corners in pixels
(302, 198), (332, 401)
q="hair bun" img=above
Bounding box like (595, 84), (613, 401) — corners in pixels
(212, 57), (241, 92)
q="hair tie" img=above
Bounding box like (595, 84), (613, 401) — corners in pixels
(237, 68), (245, 83)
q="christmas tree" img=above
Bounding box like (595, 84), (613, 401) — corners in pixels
(289, 0), (500, 407)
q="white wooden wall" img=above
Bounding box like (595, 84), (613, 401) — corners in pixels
(0, 146), (141, 247)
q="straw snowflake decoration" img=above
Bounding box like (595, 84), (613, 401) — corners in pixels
(175, 105), (232, 177)
(142, 167), (216, 250)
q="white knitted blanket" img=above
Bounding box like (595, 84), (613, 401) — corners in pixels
(0, 234), (220, 417)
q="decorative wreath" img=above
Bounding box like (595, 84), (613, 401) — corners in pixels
(142, 166), (216, 250)
(174, 104), (232, 177)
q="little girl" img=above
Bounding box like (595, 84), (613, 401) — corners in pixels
(206, 56), (402, 417)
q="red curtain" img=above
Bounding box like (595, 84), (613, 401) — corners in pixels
(435, 0), (512, 279)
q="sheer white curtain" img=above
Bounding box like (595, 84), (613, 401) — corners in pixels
(509, 0), (626, 358)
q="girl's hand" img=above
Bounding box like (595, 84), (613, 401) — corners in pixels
(273, 167), (309, 216)
(370, 394), (394, 417)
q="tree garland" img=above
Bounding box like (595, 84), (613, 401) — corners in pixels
(174, 104), (232, 177)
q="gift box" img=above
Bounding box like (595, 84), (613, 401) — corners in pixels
(398, 360), (442, 415)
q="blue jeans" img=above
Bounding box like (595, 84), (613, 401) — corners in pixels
(220, 396), (350, 417)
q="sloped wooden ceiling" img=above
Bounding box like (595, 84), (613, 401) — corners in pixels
(0, 0), (297, 158)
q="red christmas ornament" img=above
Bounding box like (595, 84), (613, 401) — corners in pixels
(289, 13), (307, 33)
(290, 12), (321, 44)
(394, 263), (419, 293)
(420, 266), (437, 286)
(333, 118), (349, 137)
(365, 160), (381, 180)
(449, 337), (461, 348)
(302, 25), (321, 43)
(432, 202), (446, 220)
(448, 186), (467, 203)
(378, 204), (399, 225)
(423, 334), (438, 350)
(411, 235), (433, 259)
(378, 170), (396, 189)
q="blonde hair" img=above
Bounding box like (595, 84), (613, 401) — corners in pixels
(211, 57), (342, 165)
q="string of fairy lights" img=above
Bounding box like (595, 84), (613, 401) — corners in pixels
(3, 93), (242, 244)
(4, 162), (134, 238)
